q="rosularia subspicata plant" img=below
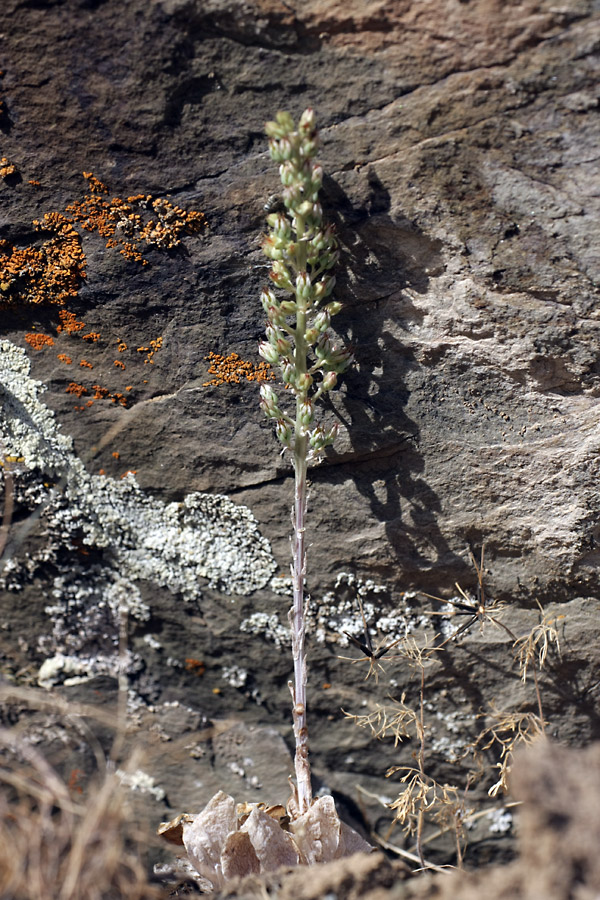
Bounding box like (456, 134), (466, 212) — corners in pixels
(258, 109), (354, 816)
(157, 111), (368, 889)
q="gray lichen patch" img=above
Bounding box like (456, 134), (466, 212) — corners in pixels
(0, 340), (277, 681)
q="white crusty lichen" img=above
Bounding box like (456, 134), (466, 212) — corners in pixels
(0, 340), (276, 598)
(246, 572), (422, 654)
(0, 340), (277, 684)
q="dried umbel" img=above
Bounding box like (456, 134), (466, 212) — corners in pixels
(158, 791), (371, 891)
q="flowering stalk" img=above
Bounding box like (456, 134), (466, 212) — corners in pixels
(259, 110), (353, 817)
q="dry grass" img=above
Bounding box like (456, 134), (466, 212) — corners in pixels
(0, 707), (161, 900)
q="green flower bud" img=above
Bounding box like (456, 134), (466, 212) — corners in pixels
(296, 372), (313, 392)
(315, 334), (332, 360)
(265, 122), (286, 140)
(265, 324), (281, 345)
(270, 262), (294, 292)
(267, 305), (287, 327)
(299, 399), (314, 426)
(260, 384), (281, 418)
(260, 288), (277, 312)
(275, 337), (293, 359)
(299, 139), (317, 158)
(298, 108), (315, 132)
(314, 275), (335, 299)
(275, 111), (295, 131)
(280, 163), (295, 187)
(275, 420), (294, 448)
(304, 326), (320, 344)
(326, 300), (342, 316)
(296, 272), (312, 299)
(279, 299), (297, 314)
(297, 200), (313, 218)
(266, 213), (290, 238)
(258, 341), (279, 365)
(313, 309), (330, 332)
(321, 371), (337, 391)
(281, 361), (295, 384)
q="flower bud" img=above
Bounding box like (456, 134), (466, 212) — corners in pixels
(275, 337), (293, 358)
(304, 326), (320, 344)
(283, 184), (303, 208)
(265, 323), (281, 346)
(314, 275), (336, 299)
(298, 108), (315, 132)
(308, 426), (324, 450)
(298, 399), (314, 426)
(297, 200), (313, 218)
(325, 301), (342, 316)
(279, 300), (297, 314)
(313, 309), (330, 332)
(269, 263), (293, 292)
(281, 361), (295, 385)
(299, 139), (317, 158)
(267, 305), (286, 327)
(258, 341), (279, 365)
(260, 383), (278, 407)
(279, 163), (295, 187)
(266, 213), (289, 236)
(275, 420), (294, 448)
(321, 371), (337, 392)
(265, 122), (286, 140)
(296, 272), (312, 299)
(260, 288), (277, 313)
(277, 137), (293, 161)
(275, 110), (295, 131)
(268, 138), (284, 161)
(296, 372), (313, 392)
(310, 165), (323, 191)
(315, 334), (332, 360)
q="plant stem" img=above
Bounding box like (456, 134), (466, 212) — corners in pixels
(290, 445), (311, 814)
(289, 213), (312, 815)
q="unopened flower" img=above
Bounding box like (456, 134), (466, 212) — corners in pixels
(258, 341), (279, 365)
(295, 372), (313, 392)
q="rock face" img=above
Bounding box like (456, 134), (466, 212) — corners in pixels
(1, 0), (599, 877)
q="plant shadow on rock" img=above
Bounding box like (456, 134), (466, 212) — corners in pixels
(317, 172), (465, 583)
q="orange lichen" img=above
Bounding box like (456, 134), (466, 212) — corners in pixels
(0, 157), (17, 178)
(125, 385), (132, 391)
(92, 385), (110, 399)
(120, 470), (137, 479)
(0, 213), (86, 306)
(24, 332), (54, 350)
(57, 354), (72, 364)
(117, 340), (127, 352)
(28, 179), (41, 187)
(114, 359), (125, 369)
(203, 352), (275, 386)
(82, 331), (100, 343)
(66, 172), (207, 266)
(57, 309), (86, 333)
(185, 659), (206, 676)
(144, 336), (163, 365)
(65, 382), (88, 398)
(112, 451), (120, 459)
(79, 360), (93, 369)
